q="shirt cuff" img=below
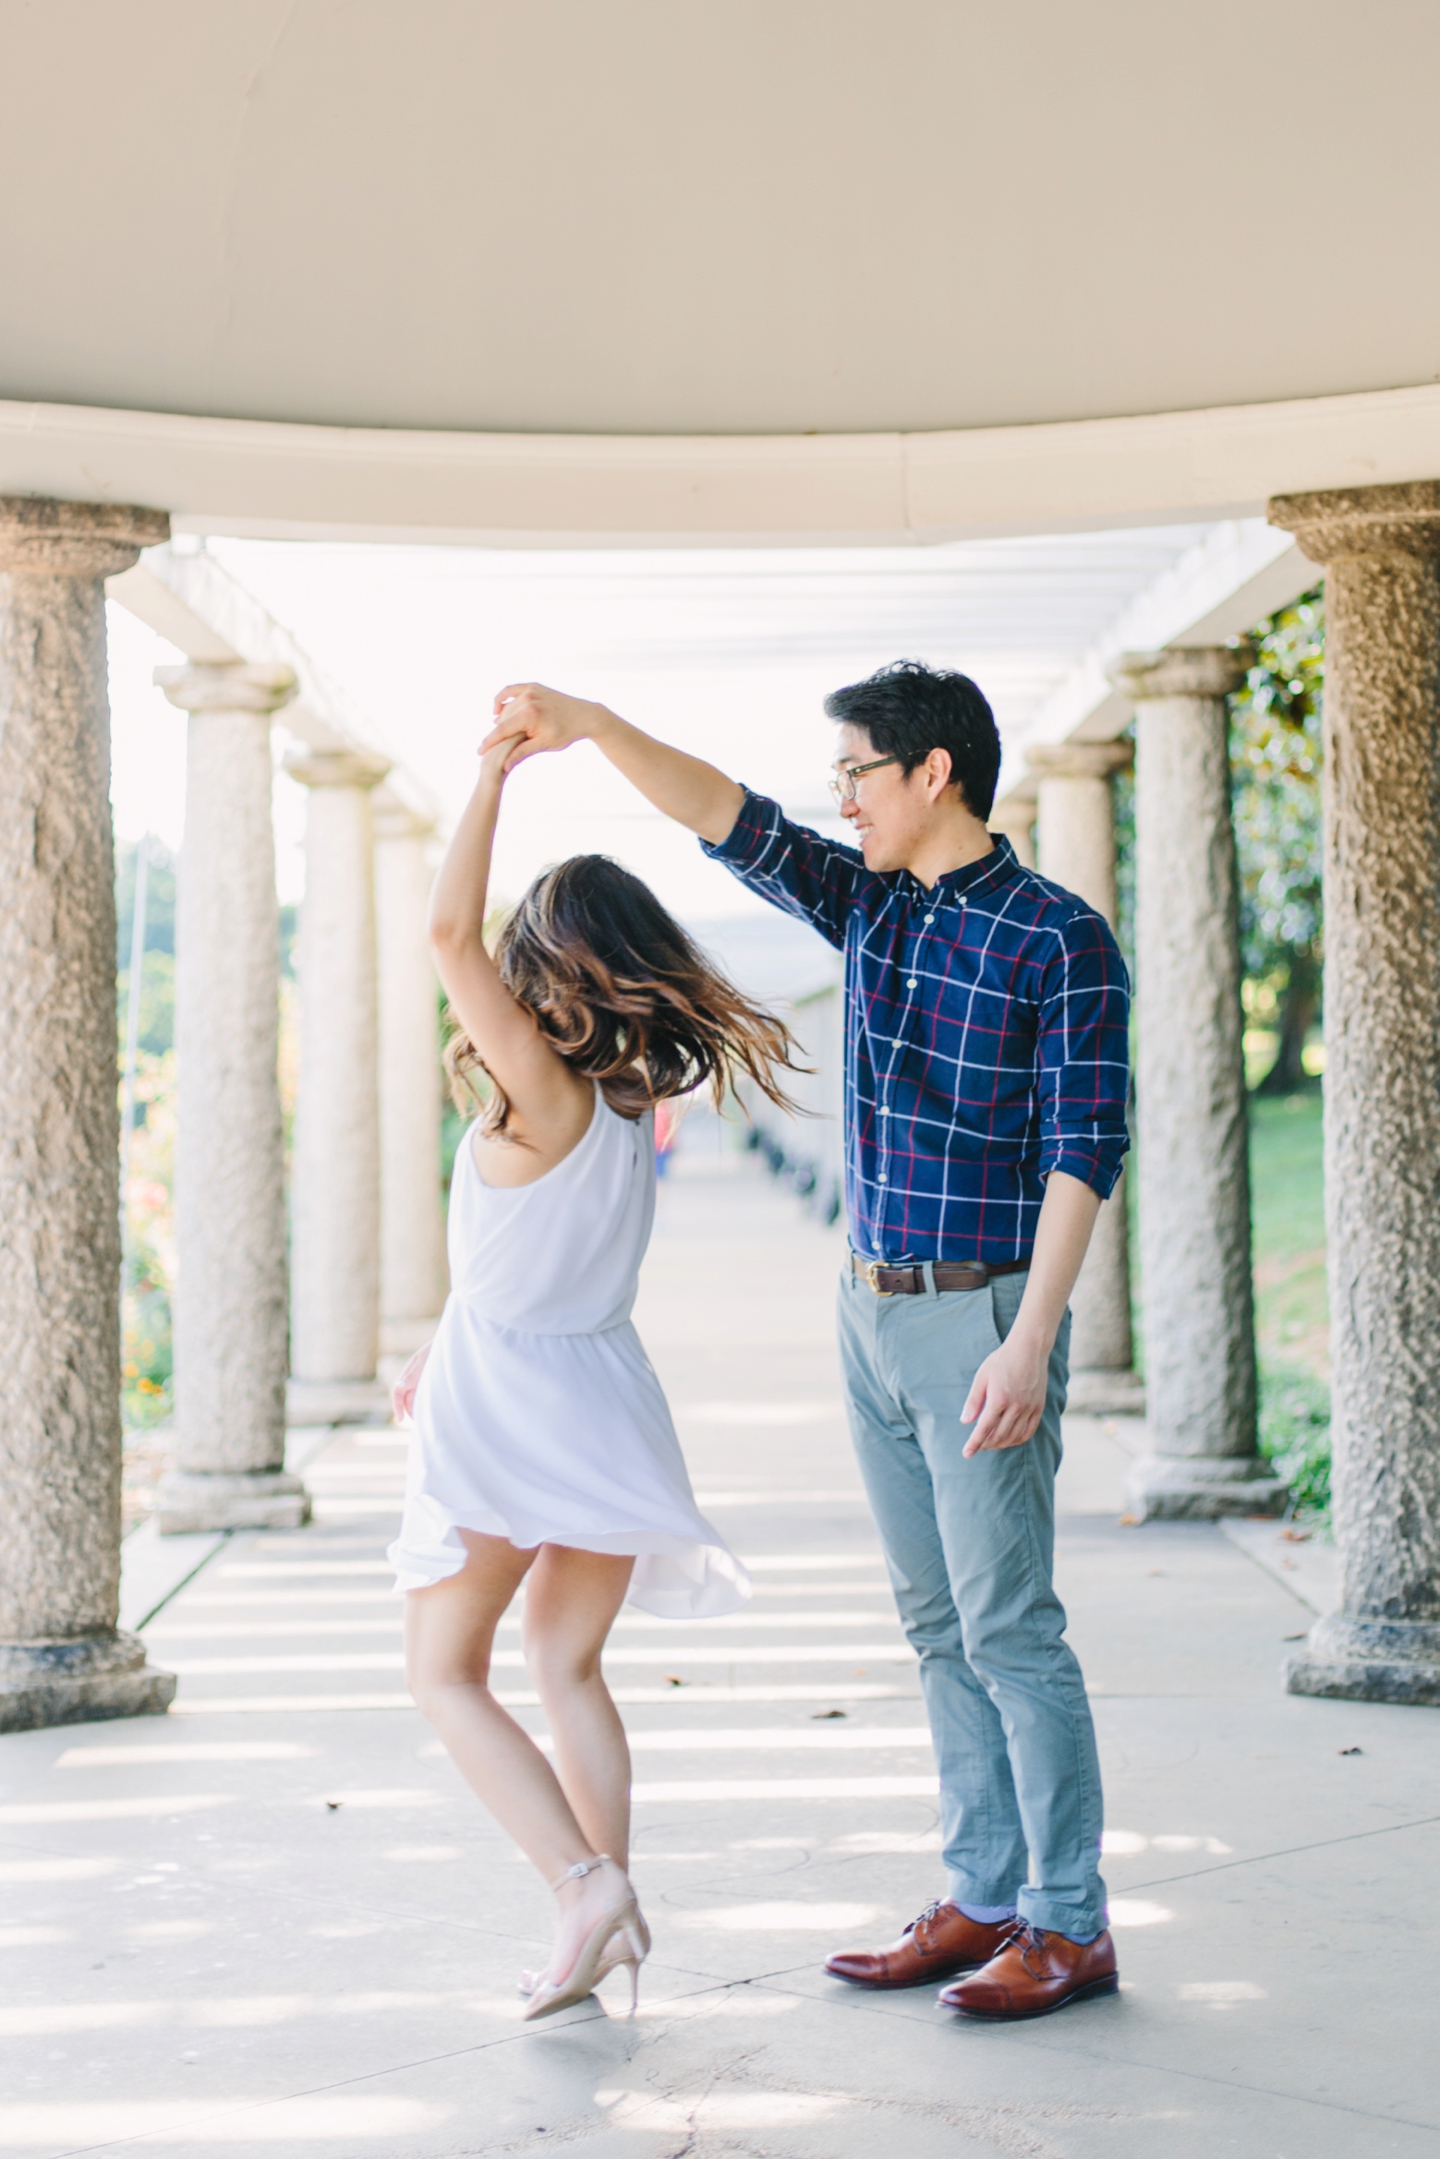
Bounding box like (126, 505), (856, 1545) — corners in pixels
(1041, 1141), (1127, 1204)
(699, 787), (771, 866)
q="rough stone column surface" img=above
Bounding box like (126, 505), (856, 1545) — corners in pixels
(288, 748), (390, 1395)
(1269, 481), (1440, 1705)
(1029, 741), (1137, 1397)
(374, 800), (448, 1352)
(155, 662), (311, 1535)
(988, 795), (1037, 869)
(0, 496), (176, 1730)
(1111, 647), (1284, 1521)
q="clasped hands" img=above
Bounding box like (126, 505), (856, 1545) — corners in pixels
(481, 683), (602, 769)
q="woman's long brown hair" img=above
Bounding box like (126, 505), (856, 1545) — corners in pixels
(444, 854), (804, 1135)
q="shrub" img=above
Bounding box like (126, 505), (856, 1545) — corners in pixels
(1259, 1359), (1331, 1520)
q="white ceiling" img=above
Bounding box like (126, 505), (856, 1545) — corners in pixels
(3, 1), (1437, 441)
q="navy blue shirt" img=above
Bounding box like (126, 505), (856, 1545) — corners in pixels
(703, 792), (1131, 1265)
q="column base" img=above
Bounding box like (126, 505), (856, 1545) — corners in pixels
(0, 1634), (176, 1734)
(1284, 1614), (1440, 1706)
(286, 1377), (390, 1427)
(157, 1468), (312, 1536)
(379, 1316), (440, 1359)
(1123, 1453), (1289, 1521)
(1066, 1367), (1146, 1416)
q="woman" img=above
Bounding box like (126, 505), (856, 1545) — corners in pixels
(388, 729), (798, 2021)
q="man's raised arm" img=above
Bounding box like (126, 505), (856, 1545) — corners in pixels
(483, 684), (744, 846)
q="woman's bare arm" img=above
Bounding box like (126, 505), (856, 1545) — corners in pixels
(482, 684), (744, 845)
(428, 743), (590, 1141)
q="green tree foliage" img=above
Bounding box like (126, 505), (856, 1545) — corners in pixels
(1229, 593), (1325, 1093)
(115, 837), (176, 962)
(114, 843), (300, 1063)
(116, 839), (178, 1058)
(123, 1218), (175, 1429)
(1230, 595), (1330, 1517)
(1112, 752), (1135, 978)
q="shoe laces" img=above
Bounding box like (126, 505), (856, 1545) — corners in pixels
(905, 1897), (948, 1943)
(999, 1918), (1050, 1974)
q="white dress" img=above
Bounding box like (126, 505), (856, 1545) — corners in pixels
(388, 1084), (751, 1618)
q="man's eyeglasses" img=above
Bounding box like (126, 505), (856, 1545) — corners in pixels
(828, 754), (899, 805)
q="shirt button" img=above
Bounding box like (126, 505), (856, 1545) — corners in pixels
(907, 979), (917, 989)
(925, 915), (935, 925)
(878, 1173), (888, 1184)
(878, 1107), (889, 1117)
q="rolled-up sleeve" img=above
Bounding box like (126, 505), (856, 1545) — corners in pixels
(1035, 910), (1131, 1199)
(701, 789), (867, 953)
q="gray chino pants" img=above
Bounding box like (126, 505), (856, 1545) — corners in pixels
(836, 1262), (1107, 1938)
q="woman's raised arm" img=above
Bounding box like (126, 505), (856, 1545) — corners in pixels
(483, 684), (744, 844)
(427, 743), (587, 1138)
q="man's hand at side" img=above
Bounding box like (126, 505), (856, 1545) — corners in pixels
(961, 1325), (1052, 1455)
(960, 1170), (1103, 1458)
(483, 682), (745, 844)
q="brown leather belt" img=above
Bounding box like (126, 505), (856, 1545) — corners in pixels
(851, 1251), (1030, 1296)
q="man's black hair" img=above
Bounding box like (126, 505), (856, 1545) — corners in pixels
(824, 659), (1001, 820)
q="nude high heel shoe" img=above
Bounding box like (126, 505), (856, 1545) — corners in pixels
(519, 1921), (652, 2005)
(521, 1855), (649, 2021)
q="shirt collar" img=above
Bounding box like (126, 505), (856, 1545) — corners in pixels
(898, 834), (1021, 907)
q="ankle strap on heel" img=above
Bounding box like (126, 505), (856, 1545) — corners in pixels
(548, 1854), (610, 1892)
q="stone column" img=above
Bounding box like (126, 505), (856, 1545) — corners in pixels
(1268, 481), (1440, 1703)
(153, 662), (311, 1535)
(286, 748), (391, 1414)
(1109, 648), (1284, 1519)
(374, 798), (448, 1357)
(0, 495), (176, 1730)
(1029, 740), (1141, 1412)
(988, 793), (1037, 868)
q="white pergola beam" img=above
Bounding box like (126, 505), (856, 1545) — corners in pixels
(995, 522), (1319, 801)
(10, 381), (1440, 550)
(107, 546), (437, 824)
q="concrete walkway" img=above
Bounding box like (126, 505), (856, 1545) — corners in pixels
(3, 1141), (1438, 2157)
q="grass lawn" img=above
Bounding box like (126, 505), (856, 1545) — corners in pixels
(1250, 1088), (1327, 1376)
(1246, 1086), (1331, 1515)
(1127, 1086), (1332, 1514)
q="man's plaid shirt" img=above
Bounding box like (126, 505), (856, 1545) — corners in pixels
(703, 792), (1131, 1265)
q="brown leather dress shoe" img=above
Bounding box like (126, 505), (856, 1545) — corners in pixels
(938, 1921), (1119, 2019)
(825, 1900), (1013, 1990)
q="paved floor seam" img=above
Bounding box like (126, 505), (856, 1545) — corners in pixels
(1124, 1807), (1440, 1893)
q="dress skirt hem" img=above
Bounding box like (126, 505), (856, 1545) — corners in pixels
(388, 1489), (751, 1618)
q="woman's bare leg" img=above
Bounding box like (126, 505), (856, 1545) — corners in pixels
(404, 1531), (637, 1985)
(522, 1545), (637, 1870)
(404, 1532), (584, 1879)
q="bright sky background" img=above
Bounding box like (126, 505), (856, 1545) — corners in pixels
(107, 524), (1214, 933)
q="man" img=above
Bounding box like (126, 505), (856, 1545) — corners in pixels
(485, 660), (1128, 2021)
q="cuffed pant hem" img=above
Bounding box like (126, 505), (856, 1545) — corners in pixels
(1017, 1894), (1108, 1940)
(945, 1872), (1025, 1910)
